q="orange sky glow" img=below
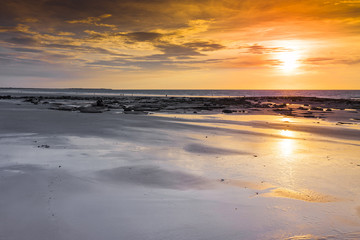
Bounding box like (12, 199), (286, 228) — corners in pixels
(0, 0), (359, 89)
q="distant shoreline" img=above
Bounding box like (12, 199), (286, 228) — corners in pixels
(1, 88), (360, 99)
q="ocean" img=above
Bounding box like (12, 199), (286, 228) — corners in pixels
(1, 88), (360, 99)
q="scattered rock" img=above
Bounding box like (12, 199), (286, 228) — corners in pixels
(9, 95), (360, 121)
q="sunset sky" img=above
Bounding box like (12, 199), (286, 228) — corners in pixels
(0, 0), (359, 89)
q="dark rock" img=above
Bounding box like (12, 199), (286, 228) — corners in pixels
(51, 105), (78, 111)
(96, 99), (104, 107)
(311, 107), (323, 111)
(133, 107), (161, 111)
(123, 110), (148, 115)
(274, 103), (286, 108)
(79, 106), (107, 113)
(24, 97), (40, 104)
(222, 109), (233, 113)
(38, 144), (50, 148)
(0, 95), (11, 99)
(336, 122), (354, 125)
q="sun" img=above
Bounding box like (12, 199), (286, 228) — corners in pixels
(270, 40), (305, 74)
(276, 50), (301, 73)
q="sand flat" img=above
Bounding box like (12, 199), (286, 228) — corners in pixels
(0, 99), (360, 240)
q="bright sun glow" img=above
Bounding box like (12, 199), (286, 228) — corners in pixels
(270, 40), (305, 74)
(277, 50), (301, 73)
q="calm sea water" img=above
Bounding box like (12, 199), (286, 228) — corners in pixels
(1, 88), (360, 99)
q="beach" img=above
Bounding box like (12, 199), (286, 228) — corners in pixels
(0, 94), (360, 240)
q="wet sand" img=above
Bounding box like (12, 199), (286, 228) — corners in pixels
(0, 96), (360, 239)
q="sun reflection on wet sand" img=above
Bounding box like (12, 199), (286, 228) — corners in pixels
(279, 139), (295, 157)
(281, 117), (292, 123)
(278, 130), (296, 157)
(280, 129), (294, 138)
(276, 129), (298, 189)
